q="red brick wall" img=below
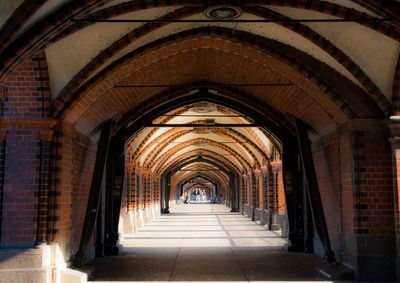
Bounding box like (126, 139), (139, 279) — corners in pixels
(349, 121), (394, 236)
(0, 52), (97, 262)
(1, 129), (39, 246)
(0, 52), (52, 247)
(2, 51), (50, 119)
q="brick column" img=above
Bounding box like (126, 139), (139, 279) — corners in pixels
(156, 177), (160, 203)
(137, 167), (144, 210)
(243, 175), (248, 204)
(240, 175), (245, 207)
(254, 170), (262, 208)
(125, 163), (134, 212)
(267, 165), (274, 212)
(267, 166), (275, 230)
(250, 173), (257, 210)
(338, 119), (395, 280)
(142, 171), (149, 209)
(1, 118), (56, 247)
(261, 167), (268, 210)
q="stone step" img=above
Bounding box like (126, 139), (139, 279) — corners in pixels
(0, 248), (47, 269)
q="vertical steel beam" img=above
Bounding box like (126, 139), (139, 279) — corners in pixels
(95, 192), (104, 257)
(282, 142), (305, 251)
(0, 133), (7, 243)
(104, 132), (124, 256)
(74, 120), (114, 265)
(296, 119), (335, 263)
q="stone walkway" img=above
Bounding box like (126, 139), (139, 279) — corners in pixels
(87, 204), (335, 282)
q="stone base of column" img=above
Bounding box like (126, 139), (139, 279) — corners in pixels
(0, 247), (50, 283)
(341, 233), (396, 280)
(0, 244), (88, 283)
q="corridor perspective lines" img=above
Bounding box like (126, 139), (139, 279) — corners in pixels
(88, 204), (330, 282)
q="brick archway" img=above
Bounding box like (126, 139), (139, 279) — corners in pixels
(0, 1), (399, 281)
(54, 27), (384, 135)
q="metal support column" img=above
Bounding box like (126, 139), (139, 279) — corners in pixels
(74, 120), (114, 265)
(296, 119), (335, 263)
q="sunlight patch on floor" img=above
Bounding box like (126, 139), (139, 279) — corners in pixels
(120, 204), (286, 248)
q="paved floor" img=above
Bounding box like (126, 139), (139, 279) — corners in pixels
(87, 204), (334, 282)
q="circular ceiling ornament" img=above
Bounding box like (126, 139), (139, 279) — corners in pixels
(190, 102), (216, 113)
(204, 5), (243, 20)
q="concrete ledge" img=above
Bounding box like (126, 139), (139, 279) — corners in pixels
(60, 268), (87, 283)
(0, 248), (46, 269)
(0, 268), (50, 283)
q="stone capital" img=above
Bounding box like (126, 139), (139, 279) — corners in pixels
(0, 118), (57, 130)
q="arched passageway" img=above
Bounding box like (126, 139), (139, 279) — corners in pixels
(0, 1), (399, 282)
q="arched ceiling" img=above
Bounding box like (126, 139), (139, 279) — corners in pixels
(1, 1), (400, 186)
(0, 1), (399, 103)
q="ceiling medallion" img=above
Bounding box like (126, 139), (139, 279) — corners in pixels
(191, 102), (216, 113)
(204, 5), (243, 20)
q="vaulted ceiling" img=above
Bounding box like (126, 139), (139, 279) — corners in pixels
(127, 103), (277, 182)
(1, 1), (400, 183)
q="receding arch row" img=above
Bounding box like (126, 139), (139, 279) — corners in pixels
(128, 105), (276, 170)
(131, 116), (272, 164)
(139, 128), (261, 170)
(157, 150), (242, 175)
(120, 90), (294, 218)
(172, 168), (229, 187)
(124, 97), (284, 186)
